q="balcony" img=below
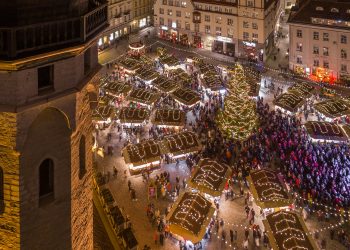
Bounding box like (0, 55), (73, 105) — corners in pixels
(0, 1), (108, 59)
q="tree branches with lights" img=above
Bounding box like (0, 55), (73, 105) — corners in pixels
(216, 63), (258, 141)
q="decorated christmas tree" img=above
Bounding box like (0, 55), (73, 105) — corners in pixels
(216, 63), (258, 141)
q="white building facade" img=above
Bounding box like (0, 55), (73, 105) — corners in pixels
(153, 0), (281, 61)
(288, 0), (350, 84)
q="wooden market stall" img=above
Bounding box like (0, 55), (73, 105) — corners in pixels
(104, 81), (132, 98)
(159, 53), (180, 69)
(247, 169), (293, 210)
(171, 88), (201, 107)
(169, 68), (192, 85)
(153, 75), (179, 93)
(187, 158), (232, 198)
(119, 56), (141, 74)
(273, 91), (306, 114)
(161, 131), (201, 158)
(304, 121), (349, 143)
(118, 107), (150, 126)
(127, 88), (160, 107)
(122, 139), (165, 174)
(135, 66), (159, 84)
(201, 73), (224, 93)
(288, 82), (316, 98)
(314, 99), (350, 122)
(92, 105), (116, 123)
(166, 192), (215, 244)
(152, 109), (186, 128)
(263, 211), (318, 250)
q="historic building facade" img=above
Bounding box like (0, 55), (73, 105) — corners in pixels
(288, 0), (350, 84)
(0, 0), (107, 249)
(153, 0), (281, 61)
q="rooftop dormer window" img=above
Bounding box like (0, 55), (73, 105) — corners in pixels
(316, 6), (324, 11)
(331, 8), (339, 13)
(347, 9), (350, 14)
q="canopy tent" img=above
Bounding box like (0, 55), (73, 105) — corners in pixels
(304, 121), (349, 142)
(273, 91), (306, 114)
(104, 81), (132, 97)
(314, 99), (350, 120)
(92, 105), (116, 121)
(152, 109), (185, 127)
(188, 158), (232, 197)
(127, 88), (160, 106)
(118, 107), (149, 125)
(153, 76), (179, 93)
(171, 88), (201, 107)
(263, 211), (317, 250)
(247, 169), (293, 209)
(166, 192), (215, 243)
(161, 131), (201, 157)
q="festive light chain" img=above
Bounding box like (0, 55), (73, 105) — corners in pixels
(155, 109), (182, 123)
(253, 170), (287, 200)
(120, 107), (148, 121)
(127, 140), (160, 161)
(172, 88), (200, 103)
(315, 99), (349, 116)
(310, 121), (342, 135)
(165, 132), (197, 151)
(192, 160), (228, 191)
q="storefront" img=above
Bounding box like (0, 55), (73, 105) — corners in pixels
(193, 35), (202, 48)
(98, 25), (130, 51)
(242, 41), (258, 60)
(180, 34), (189, 46)
(213, 40), (223, 53)
(212, 36), (235, 56)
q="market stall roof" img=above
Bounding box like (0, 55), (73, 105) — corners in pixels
(169, 68), (192, 84)
(152, 109), (185, 127)
(92, 105), (116, 121)
(118, 107), (149, 124)
(273, 91), (306, 113)
(127, 88), (160, 106)
(201, 73), (224, 92)
(118, 228), (138, 250)
(263, 211), (317, 250)
(135, 66), (159, 81)
(198, 63), (217, 75)
(122, 139), (164, 167)
(166, 192), (215, 243)
(288, 82), (316, 98)
(314, 99), (350, 119)
(98, 95), (115, 105)
(119, 56), (141, 71)
(104, 81), (132, 96)
(153, 76), (179, 93)
(304, 121), (348, 142)
(159, 53), (180, 67)
(247, 169), (292, 209)
(161, 131), (201, 156)
(171, 88), (201, 107)
(188, 158), (232, 197)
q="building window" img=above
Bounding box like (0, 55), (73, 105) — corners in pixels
(185, 22), (190, 30)
(168, 0), (173, 5)
(159, 17), (164, 25)
(313, 46), (319, 54)
(243, 32), (249, 40)
(79, 135), (86, 179)
(205, 15), (210, 22)
(227, 28), (233, 38)
(314, 59), (319, 67)
(167, 9), (172, 15)
(243, 21), (249, 28)
(175, 0), (180, 7)
(313, 32), (319, 40)
(216, 27), (222, 36)
(341, 64), (348, 72)
(181, 1), (186, 7)
(252, 33), (258, 40)
(341, 35), (347, 44)
(162, 0), (167, 4)
(168, 19), (172, 27)
(323, 61), (329, 68)
(39, 159), (54, 204)
(341, 49), (347, 59)
(160, 8), (164, 14)
(227, 18), (234, 26)
(185, 12), (190, 18)
(323, 33), (329, 41)
(296, 29), (302, 38)
(205, 25), (210, 34)
(215, 17), (222, 24)
(316, 6), (324, 11)
(38, 65), (54, 93)
(176, 20), (181, 29)
(331, 8), (339, 13)
(252, 23), (258, 29)
(176, 11), (181, 17)
(297, 56), (302, 64)
(323, 47), (329, 56)
(296, 43), (303, 52)
(194, 23), (199, 32)
(247, 0), (253, 7)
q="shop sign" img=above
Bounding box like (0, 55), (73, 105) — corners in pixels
(161, 26), (168, 31)
(217, 36), (233, 43)
(243, 41), (256, 47)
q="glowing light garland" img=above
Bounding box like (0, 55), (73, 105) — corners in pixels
(314, 99), (350, 118)
(216, 63), (258, 141)
(119, 107), (149, 123)
(171, 88), (201, 107)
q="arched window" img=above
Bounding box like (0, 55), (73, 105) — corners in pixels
(316, 6), (324, 11)
(331, 8), (339, 13)
(39, 159), (54, 198)
(79, 135), (86, 179)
